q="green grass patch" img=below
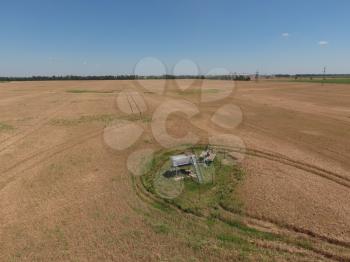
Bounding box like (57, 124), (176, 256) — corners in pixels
(141, 116), (152, 123)
(295, 239), (314, 250)
(186, 236), (210, 251)
(222, 217), (281, 242)
(141, 146), (245, 216)
(66, 89), (115, 93)
(45, 226), (69, 250)
(49, 114), (119, 126)
(151, 202), (172, 212)
(289, 78), (350, 84)
(151, 223), (170, 234)
(217, 233), (248, 246)
(178, 88), (221, 95)
(0, 122), (14, 131)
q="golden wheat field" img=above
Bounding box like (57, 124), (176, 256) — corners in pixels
(0, 79), (349, 261)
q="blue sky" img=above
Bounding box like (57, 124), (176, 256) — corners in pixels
(0, 0), (349, 76)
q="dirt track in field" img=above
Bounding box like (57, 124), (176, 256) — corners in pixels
(0, 79), (349, 260)
(234, 81), (350, 245)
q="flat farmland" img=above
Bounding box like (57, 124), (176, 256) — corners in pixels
(0, 80), (349, 261)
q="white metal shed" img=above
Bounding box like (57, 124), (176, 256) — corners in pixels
(170, 155), (192, 167)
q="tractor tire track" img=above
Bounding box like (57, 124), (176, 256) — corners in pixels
(126, 92), (143, 115)
(210, 144), (350, 189)
(0, 129), (103, 192)
(243, 148), (350, 189)
(247, 148), (350, 182)
(129, 92), (144, 116)
(134, 175), (350, 261)
(219, 205), (350, 250)
(0, 99), (73, 154)
(126, 93), (135, 114)
(253, 239), (348, 262)
(244, 122), (350, 166)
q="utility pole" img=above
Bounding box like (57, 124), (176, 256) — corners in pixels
(322, 67), (326, 85)
(255, 70), (259, 82)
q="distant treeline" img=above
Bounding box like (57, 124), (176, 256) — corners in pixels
(275, 74), (350, 78)
(0, 75), (250, 82)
